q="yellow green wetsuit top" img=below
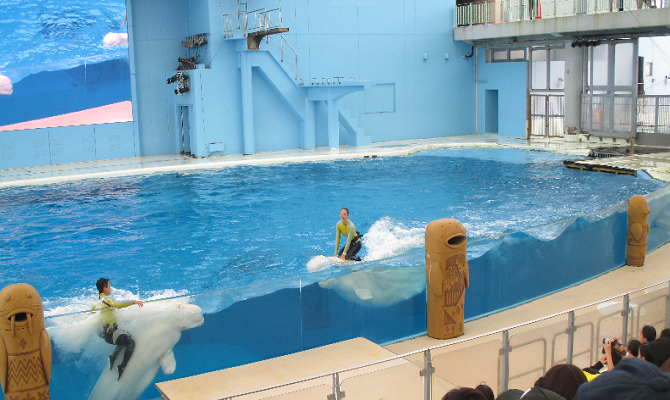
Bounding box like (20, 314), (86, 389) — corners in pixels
(91, 293), (135, 327)
(335, 219), (357, 255)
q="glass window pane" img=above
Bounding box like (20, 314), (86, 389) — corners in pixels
(493, 51), (508, 61)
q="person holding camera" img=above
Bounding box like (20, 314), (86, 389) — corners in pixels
(583, 338), (625, 374)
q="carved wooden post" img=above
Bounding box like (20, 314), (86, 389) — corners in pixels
(425, 219), (468, 339)
(626, 195), (650, 266)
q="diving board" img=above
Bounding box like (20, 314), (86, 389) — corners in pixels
(155, 337), (422, 400)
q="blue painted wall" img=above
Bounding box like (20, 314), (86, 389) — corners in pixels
(477, 50), (528, 138)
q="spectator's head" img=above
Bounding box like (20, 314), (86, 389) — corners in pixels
(626, 339), (641, 358)
(659, 328), (670, 340)
(639, 342), (651, 361)
(645, 338), (670, 368)
(442, 387), (488, 400)
(573, 357), (670, 400)
(496, 387), (565, 400)
(640, 325), (657, 343)
(475, 383), (495, 400)
(534, 364), (587, 400)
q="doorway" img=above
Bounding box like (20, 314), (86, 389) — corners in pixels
(485, 89), (499, 133)
(179, 105), (191, 154)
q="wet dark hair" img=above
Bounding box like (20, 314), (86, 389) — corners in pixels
(96, 278), (109, 294)
(340, 207), (349, 215)
(442, 387), (487, 400)
(640, 342), (652, 361)
(641, 325), (657, 342)
(534, 364), (587, 400)
(660, 328), (670, 340)
(475, 383), (494, 400)
(627, 339), (641, 358)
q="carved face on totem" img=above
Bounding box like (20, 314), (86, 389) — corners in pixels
(0, 283), (45, 344)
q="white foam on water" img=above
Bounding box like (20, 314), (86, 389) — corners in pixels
(362, 217), (425, 261)
(306, 217), (425, 272)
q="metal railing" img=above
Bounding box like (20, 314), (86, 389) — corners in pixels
(222, 7), (299, 80)
(637, 95), (670, 134)
(214, 280), (670, 400)
(223, 7), (283, 38)
(531, 93), (565, 137)
(581, 93), (635, 135)
(456, 0), (668, 26)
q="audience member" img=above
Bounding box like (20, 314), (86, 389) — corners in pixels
(574, 357), (670, 400)
(442, 387), (488, 400)
(659, 328), (670, 340)
(640, 325), (657, 343)
(495, 387), (565, 400)
(642, 338), (670, 368)
(475, 383), (495, 400)
(626, 339), (641, 358)
(534, 364), (586, 400)
(584, 339), (623, 373)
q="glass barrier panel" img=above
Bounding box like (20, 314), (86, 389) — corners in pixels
(508, 316), (569, 390)
(630, 287), (668, 339)
(572, 313), (597, 369)
(301, 264), (427, 350)
(340, 360), (429, 400)
(432, 338), (503, 395)
(647, 186), (670, 251)
(574, 301), (626, 366)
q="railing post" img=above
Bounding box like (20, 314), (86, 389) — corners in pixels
(654, 96), (660, 135)
(622, 294), (630, 345)
(499, 330), (511, 393)
(420, 349), (435, 400)
(327, 372), (345, 400)
(666, 281), (670, 329)
(566, 311), (576, 364)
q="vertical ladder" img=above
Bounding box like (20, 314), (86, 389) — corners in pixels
(237, 0), (248, 29)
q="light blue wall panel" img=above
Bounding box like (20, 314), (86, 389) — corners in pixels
(0, 129), (50, 170)
(94, 122), (136, 161)
(357, 1), (405, 35)
(478, 50), (528, 138)
(252, 72), (301, 153)
(131, 0), (189, 156)
(48, 125), (97, 165)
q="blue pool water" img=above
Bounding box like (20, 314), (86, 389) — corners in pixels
(0, 0), (131, 126)
(0, 0), (127, 81)
(0, 148), (666, 316)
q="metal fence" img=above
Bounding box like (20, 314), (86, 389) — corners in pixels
(456, 0), (667, 26)
(215, 280), (670, 400)
(638, 95), (670, 134)
(580, 93), (634, 135)
(531, 94), (564, 137)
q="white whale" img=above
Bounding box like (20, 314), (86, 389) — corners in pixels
(319, 265), (426, 307)
(87, 302), (204, 400)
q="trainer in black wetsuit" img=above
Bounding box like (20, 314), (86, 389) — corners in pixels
(91, 278), (144, 379)
(335, 207), (362, 261)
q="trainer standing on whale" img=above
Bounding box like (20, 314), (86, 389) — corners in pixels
(335, 208), (363, 261)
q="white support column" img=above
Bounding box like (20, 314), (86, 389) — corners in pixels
(564, 42), (584, 139)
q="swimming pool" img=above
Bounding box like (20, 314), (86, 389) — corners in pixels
(0, 147), (665, 315)
(2, 147), (670, 400)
